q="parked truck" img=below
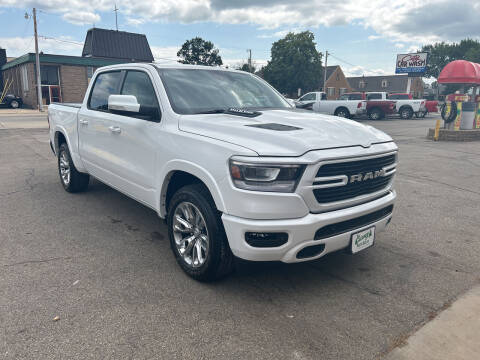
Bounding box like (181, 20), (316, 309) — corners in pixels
(366, 92), (426, 119)
(294, 92), (367, 118)
(340, 92), (397, 120)
(48, 63), (397, 281)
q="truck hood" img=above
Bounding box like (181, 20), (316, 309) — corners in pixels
(179, 109), (393, 157)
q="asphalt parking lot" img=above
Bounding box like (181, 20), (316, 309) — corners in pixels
(1, 114), (479, 359)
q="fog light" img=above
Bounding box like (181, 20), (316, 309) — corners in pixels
(296, 244), (325, 259)
(245, 232), (288, 248)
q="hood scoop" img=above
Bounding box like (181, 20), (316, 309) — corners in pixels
(245, 123), (302, 131)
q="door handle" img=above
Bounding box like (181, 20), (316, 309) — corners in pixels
(79, 119), (89, 125)
(109, 126), (121, 134)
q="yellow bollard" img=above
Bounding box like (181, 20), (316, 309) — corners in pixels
(434, 119), (441, 141)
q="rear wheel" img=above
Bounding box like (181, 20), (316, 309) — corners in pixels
(368, 108), (383, 120)
(58, 143), (90, 193)
(10, 100), (19, 109)
(400, 107), (413, 119)
(334, 107), (350, 118)
(415, 110), (427, 118)
(167, 184), (234, 281)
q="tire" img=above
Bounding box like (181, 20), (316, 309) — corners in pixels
(167, 184), (234, 281)
(415, 110), (427, 118)
(441, 102), (457, 123)
(58, 143), (90, 193)
(10, 100), (19, 109)
(334, 107), (350, 118)
(368, 108), (383, 120)
(399, 106), (413, 119)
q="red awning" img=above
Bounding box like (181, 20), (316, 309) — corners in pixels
(438, 60), (480, 84)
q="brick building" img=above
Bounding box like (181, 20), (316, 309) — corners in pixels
(322, 65), (352, 100)
(0, 28), (154, 109)
(347, 75), (424, 98)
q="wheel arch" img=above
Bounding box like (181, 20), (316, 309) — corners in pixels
(399, 104), (413, 113)
(158, 162), (227, 218)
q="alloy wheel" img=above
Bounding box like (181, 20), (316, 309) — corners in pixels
(172, 201), (209, 268)
(59, 150), (71, 185)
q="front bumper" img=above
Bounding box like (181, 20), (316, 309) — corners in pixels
(222, 190), (396, 263)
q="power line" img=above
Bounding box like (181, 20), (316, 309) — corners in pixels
(38, 36), (84, 46)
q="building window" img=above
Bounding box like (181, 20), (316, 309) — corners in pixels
(336, 73), (340, 81)
(339, 88), (347, 96)
(40, 65), (59, 85)
(327, 87), (335, 97)
(359, 80), (365, 89)
(20, 65), (29, 92)
(381, 79), (388, 88)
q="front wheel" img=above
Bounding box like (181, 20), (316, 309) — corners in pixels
(167, 184), (234, 281)
(10, 100), (19, 109)
(58, 143), (90, 192)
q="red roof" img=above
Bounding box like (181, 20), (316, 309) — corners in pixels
(438, 60), (480, 84)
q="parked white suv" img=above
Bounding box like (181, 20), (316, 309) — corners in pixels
(48, 63), (397, 281)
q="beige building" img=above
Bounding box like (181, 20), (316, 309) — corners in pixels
(323, 65), (353, 100)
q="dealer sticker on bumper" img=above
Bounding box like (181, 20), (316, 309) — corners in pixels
(351, 226), (375, 254)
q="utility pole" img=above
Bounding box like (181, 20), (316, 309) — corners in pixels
(247, 49), (252, 72)
(323, 50), (329, 93)
(114, 4), (119, 31)
(33, 8), (43, 111)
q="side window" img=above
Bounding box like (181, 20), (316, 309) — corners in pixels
(88, 71), (121, 111)
(121, 71), (161, 121)
(367, 93), (382, 100)
(301, 93), (315, 101)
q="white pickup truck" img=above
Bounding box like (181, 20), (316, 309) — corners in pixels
(295, 92), (367, 118)
(366, 92), (426, 119)
(48, 63), (397, 281)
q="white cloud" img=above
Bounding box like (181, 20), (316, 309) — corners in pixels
(394, 43), (405, 48)
(343, 65), (388, 77)
(0, 36), (82, 56)
(1, 0), (479, 44)
(151, 46), (179, 62)
(62, 11), (100, 26)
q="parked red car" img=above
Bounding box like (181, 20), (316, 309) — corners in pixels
(340, 92), (396, 120)
(389, 93), (438, 117)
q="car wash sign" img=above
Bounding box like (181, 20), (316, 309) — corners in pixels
(395, 53), (428, 75)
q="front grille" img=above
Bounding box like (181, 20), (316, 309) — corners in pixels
(313, 154), (396, 203)
(314, 205), (394, 240)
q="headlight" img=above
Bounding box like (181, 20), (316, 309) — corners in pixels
(229, 160), (305, 192)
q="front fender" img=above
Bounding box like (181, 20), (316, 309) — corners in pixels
(157, 159), (227, 218)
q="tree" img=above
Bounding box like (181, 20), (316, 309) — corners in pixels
(262, 31), (323, 96)
(237, 63), (256, 73)
(177, 37), (223, 66)
(421, 39), (480, 78)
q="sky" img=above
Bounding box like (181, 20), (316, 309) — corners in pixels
(0, 0), (479, 78)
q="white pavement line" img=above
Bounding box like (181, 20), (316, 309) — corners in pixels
(385, 285), (480, 360)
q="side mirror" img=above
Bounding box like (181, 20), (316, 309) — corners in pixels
(108, 95), (140, 113)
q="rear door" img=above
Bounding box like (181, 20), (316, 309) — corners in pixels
(78, 68), (161, 207)
(78, 70), (123, 179)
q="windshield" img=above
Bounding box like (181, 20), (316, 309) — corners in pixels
(157, 68), (291, 114)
